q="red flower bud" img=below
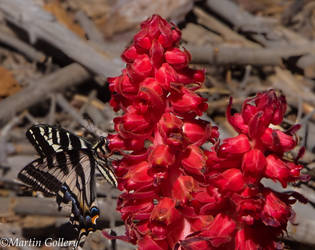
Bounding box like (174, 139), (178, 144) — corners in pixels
(242, 149), (267, 184)
(149, 144), (174, 168)
(150, 198), (182, 225)
(134, 29), (152, 50)
(218, 134), (251, 158)
(170, 88), (208, 117)
(165, 48), (190, 69)
(260, 128), (297, 153)
(182, 145), (206, 176)
(127, 54), (153, 82)
(261, 190), (291, 227)
(122, 161), (153, 190)
(172, 176), (196, 203)
(182, 119), (211, 146)
(122, 45), (139, 63)
(265, 155), (291, 188)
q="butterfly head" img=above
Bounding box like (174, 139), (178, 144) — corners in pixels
(93, 137), (110, 159)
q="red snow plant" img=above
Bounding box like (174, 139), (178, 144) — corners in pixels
(105, 14), (308, 250)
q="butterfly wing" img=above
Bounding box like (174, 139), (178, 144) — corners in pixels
(26, 124), (92, 157)
(18, 150), (99, 247)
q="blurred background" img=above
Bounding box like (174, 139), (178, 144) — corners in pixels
(0, 0), (315, 249)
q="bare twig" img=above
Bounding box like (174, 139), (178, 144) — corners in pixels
(0, 27), (45, 62)
(0, 112), (26, 166)
(56, 94), (107, 137)
(194, 7), (259, 47)
(0, 0), (123, 77)
(188, 45), (281, 66)
(75, 11), (105, 45)
(0, 63), (91, 126)
(69, 90), (97, 129)
(187, 43), (315, 67)
(48, 94), (56, 125)
(206, 0), (276, 34)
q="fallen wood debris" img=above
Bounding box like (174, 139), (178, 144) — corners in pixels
(0, 0), (314, 249)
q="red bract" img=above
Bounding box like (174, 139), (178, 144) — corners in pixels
(105, 14), (308, 250)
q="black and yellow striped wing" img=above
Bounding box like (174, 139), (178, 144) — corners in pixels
(26, 124), (91, 157)
(18, 124), (117, 247)
(18, 150), (99, 245)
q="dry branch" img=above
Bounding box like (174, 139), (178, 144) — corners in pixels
(205, 0), (308, 47)
(197, 1), (315, 72)
(188, 45), (281, 65)
(270, 68), (315, 108)
(0, 0), (123, 77)
(206, 0), (276, 34)
(0, 28), (46, 62)
(194, 7), (259, 48)
(55, 94), (107, 137)
(0, 63), (90, 126)
(75, 11), (105, 45)
(188, 44), (315, 66)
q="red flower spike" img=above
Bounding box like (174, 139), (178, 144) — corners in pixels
(107, 14), (306, 249)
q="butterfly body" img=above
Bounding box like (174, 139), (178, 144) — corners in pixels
(18, 124), (117, 247)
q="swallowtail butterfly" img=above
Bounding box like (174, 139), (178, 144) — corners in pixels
(18, 124), (117, 247)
